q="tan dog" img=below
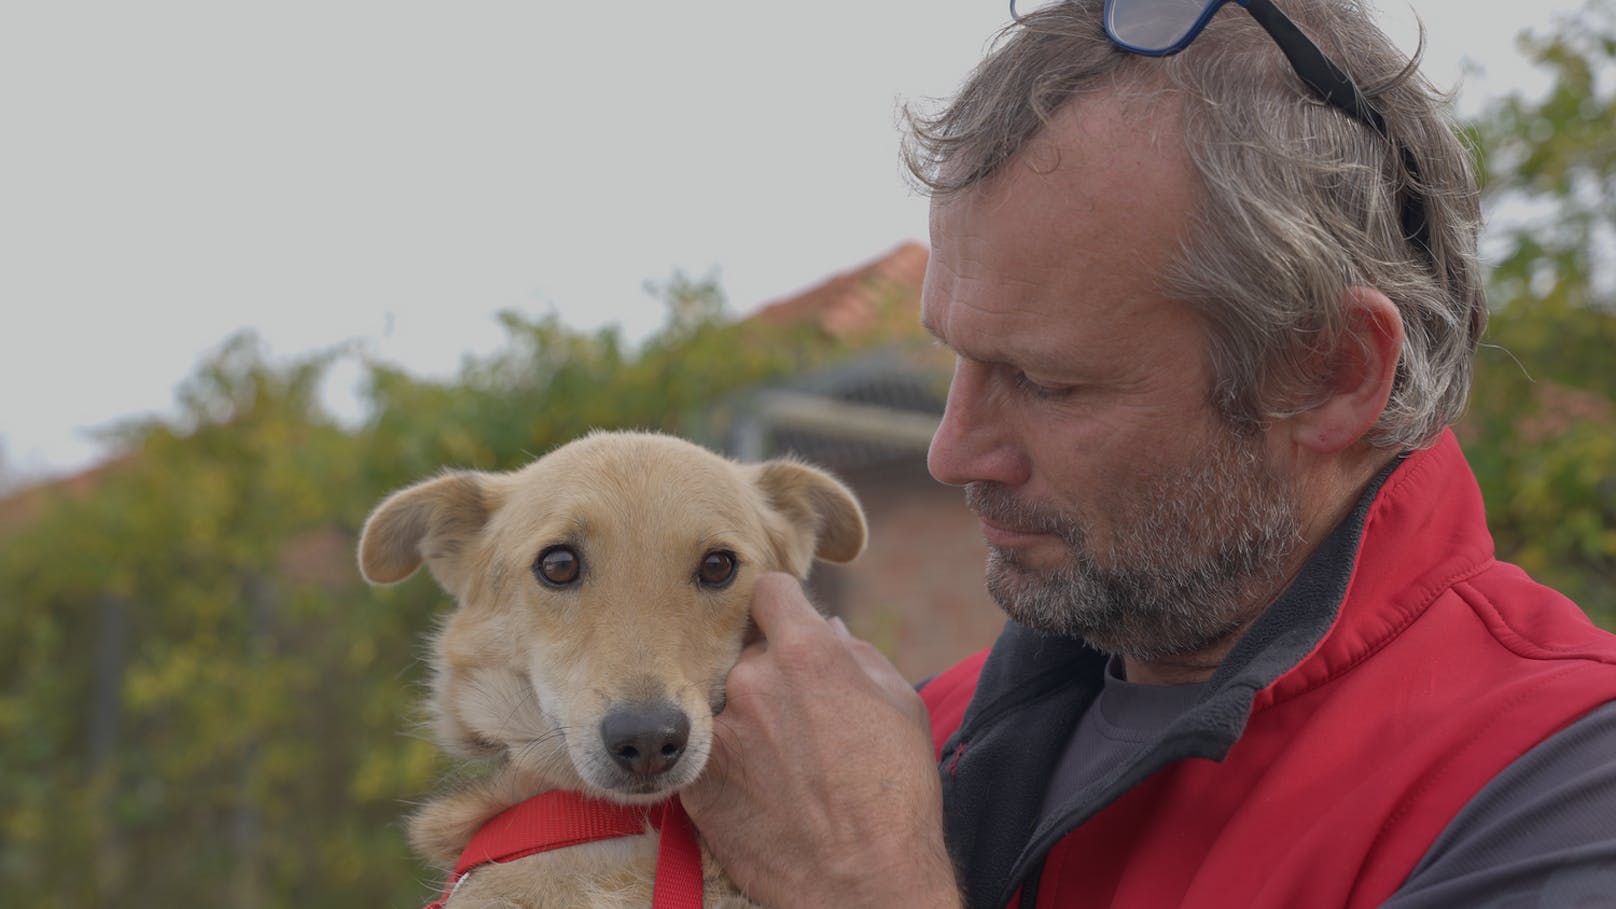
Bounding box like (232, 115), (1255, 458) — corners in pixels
(358, 431), (867, 908)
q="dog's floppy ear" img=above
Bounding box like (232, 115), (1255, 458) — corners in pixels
(748, 459), (867, 576)
(358, 471), (496, 596)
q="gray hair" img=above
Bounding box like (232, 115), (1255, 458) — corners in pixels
(902, 0), (1485, 449)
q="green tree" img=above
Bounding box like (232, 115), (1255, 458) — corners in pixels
(1461, 0), (1616, 628)
(0, 334), (406, 905)
(0, 275), (878, 907)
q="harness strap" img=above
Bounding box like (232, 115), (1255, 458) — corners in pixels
(651, 797), (705, 907)
(425, 790), (704, 909)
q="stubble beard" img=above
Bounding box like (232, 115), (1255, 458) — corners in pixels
(968, 427), (1305, 661)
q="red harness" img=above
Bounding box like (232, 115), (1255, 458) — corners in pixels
(425, 790), (704, 909)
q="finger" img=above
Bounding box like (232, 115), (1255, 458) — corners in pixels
(829, 616), (852, 639)
(824, 615), (904, 686)
(848, 639), (911, 695)
(749, 572), (830, 643)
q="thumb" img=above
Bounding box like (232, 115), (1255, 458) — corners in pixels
(749, 572), (827, 644)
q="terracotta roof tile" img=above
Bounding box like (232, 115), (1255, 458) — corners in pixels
(750, 241), (928, 338)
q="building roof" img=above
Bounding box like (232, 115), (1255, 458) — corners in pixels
(722, 242), (949, 471)
(751, 241), (928, 339)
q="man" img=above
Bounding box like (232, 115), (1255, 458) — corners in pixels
(684, 1), (1616, 906)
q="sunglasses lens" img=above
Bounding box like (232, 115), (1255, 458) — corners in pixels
(1107, 0), (1218, 52)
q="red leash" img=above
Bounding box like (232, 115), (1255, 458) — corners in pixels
(425, 790), (704, 909)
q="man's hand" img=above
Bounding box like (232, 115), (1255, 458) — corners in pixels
(682, 573), (962, 908)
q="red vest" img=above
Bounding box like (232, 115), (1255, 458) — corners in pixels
(922, 432), (1616, 908)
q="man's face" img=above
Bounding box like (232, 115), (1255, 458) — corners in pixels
(922, 93), (1303, 659)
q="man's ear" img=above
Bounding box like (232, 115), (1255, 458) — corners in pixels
(748, 460), (868, 577)
(357, 471), (497, 597)
(1287, 286), (1405, 453)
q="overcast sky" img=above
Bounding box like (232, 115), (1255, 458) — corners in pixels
(0, 0), (1592, 484)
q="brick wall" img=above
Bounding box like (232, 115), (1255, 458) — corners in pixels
(808, 457), (1006, 682)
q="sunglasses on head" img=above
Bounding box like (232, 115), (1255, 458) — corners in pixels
(1010, 0), (1430, 257)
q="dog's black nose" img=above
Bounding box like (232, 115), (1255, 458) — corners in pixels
(600, 704), (691, 777)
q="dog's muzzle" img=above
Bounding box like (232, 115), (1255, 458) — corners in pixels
(600, 702), (691, 778)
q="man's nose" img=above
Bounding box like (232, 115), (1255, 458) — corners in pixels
(928, 359), (1026, 488)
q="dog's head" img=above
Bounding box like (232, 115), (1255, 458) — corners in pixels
(358, 431), (865, 802)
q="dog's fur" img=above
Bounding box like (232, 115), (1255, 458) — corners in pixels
(358, 431), (867, 908)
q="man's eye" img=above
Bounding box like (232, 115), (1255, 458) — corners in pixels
(1012, 372), (1071, 399)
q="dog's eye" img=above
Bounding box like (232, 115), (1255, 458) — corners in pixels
(534, 545), (582, 588)
(696, 550), (738, 589)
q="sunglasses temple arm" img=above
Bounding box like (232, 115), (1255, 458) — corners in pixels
(1241, 0), (1389, 139)
(1245, 0), (1430, 251)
